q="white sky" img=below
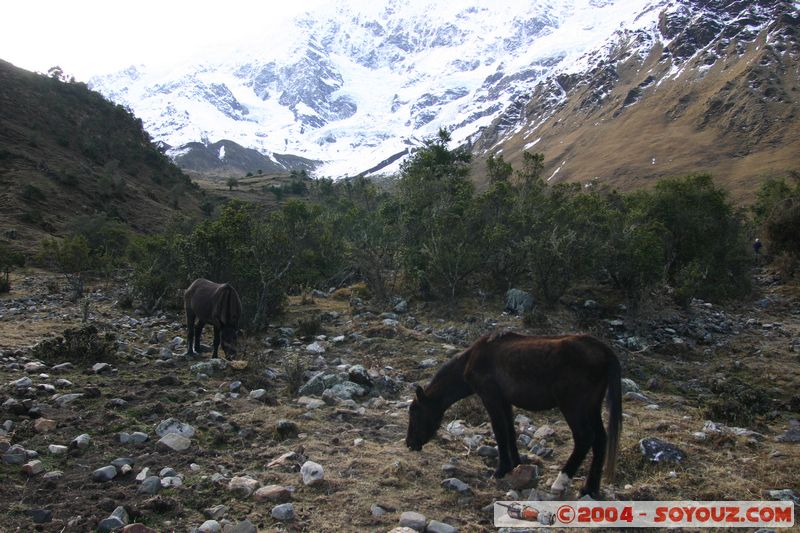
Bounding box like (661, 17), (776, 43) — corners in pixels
(0, 0), (328, 81)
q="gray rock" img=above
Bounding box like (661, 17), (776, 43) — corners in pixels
(92, 362), (112, 374)
(419, 358), (438, 368)
(119, 431), (149, 444)
(639, 437), (686, 463)
(505, 289), (534, 315)
(156, 433), (191, 452)
(765, 489), (798, 503)
(371, 504), (389, 517)
(14, 376), (33, 389)
(25, 508), (52, 524)
(3, 445), (28, 465)
(254, 484), (292, 503)
(775, 427), (800, 443)
(624, 391), (650, 402)
(348, 365), (372, 387)
(138, 476), (161, 495)
(98, 506), (128, 532)
(441, 478), (471, 494)
(190, 358), (227, 375)
(203, 505), (228, 520)
(228, 476), (260, 498)
(393, 299), (409, 313)
(476, 445), (498, 458)
(305, 341), (327, 354)
(301, 460), (324, 486)
(533, 426), (555, 439)
(426, 520), (459, 533)
(92, 465), (118, 482)
(71, 433), (91, 449)
(399, 511), (427, 531)
(48, 444), (68, 455)
(155, 418), (195, 438)
(249, 389), (268, 401)
(199, 520), (221, 533)
(111, 457), (135, 471)
(225, 519), (257, 533)
(327, 381), (367, 400)
(271, 502), (295, 521)
(55, 393), (83, 407)
(51, 362), (73, 372)
(298, 372), (327, 396)
(42, 470), (63, 482)
(621, 378), (640, 394)
(22, 460), (44, 476)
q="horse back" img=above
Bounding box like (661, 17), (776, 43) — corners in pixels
(464, 333), (616, 411)
(185, 278), (242, 327)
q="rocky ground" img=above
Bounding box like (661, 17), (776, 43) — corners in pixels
(1, 269), (799, 532)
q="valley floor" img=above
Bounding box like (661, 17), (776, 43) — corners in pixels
(0, 270), (798, 532)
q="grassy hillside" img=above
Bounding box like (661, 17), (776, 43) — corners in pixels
(0, 60), (203, 253)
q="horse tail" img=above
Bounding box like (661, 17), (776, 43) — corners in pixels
(604, 348), (622, 483)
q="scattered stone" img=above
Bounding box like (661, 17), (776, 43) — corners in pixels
(271, 502), (295, 521)
(98, 505), (129, 533)
(92, 362), (112, 374)
(199, 520), (222, 533)
(533, 426), (555, 439)
(775, 427), (800, 444)
(275, 419), (299, 438)
(226, 519), (258, 533)
(419, 358), (438, 368)
(51, 363), (73, 373)
(399, 511), (427, 531)
(371, 504), (389, 517)
(155, 418), (195, 438)
(119, 431), (149, 444)
(426, 520), (459, 533)
(161, 476), (183, 488)
(297, 396), (325, 409)
(348, 365), (372, 387)
(477, 445), (498, 458)
(34, 418), (57, 433)
(505, 289), (534, 315)
(48, 444), (68, 455)
(25, 509), (52, 524)
(441, 478), (471, 495)
(203, 505), (228, 520)
(156, 433), (191, 452)
(55, 393), (83, 407)
(249, 389), (267, 401)
(764, 489), (799, 503)
(506, 464), (539, 490)
(639, 437), (686, 464)
(111, 457), (135, 471)
(624, 392), (650, 402)
(190, 359), (228, 375)
(24, 362), (47, 373)
(305, 341), (327, 354)
(138, 476), (161, 495)
(621, 378), (640, 394)
(22, 460), (44, 476)
(3, 444), (28, 464)
(121, 525), (157, 533)
(136, 467), (150, 481)
(93, 465), (118, 482)
(255, 484), (293, 503)
(71, 433), (91, 450)
(159, 467), (177, 477)
(228, 476), (260, 498)
(13, 376), (33, 389)
(42, 470), (63, 482)
(301, 460), (325, 486)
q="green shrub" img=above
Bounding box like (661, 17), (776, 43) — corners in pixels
(0, 243), (25, 293)
(31, 325), (116, 364)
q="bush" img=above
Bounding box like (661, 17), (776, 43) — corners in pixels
(39, 234), (93, 299)
(31, 325), (116, 364)
(0, 243), (25, 293)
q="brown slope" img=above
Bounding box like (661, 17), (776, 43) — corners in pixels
(0, 60), (203, 253)
(471, 2), (800, 204)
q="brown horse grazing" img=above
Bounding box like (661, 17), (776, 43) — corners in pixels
(406, 331), (622, 498)
(184, 278), (242, 358)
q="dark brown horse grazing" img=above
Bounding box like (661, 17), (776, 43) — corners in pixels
(184, 278), (242, 358)
(406, 331), (622, 498)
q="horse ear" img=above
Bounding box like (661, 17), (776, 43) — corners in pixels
(415, 385), (426, 402)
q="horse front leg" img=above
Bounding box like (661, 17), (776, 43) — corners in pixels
(212, 326), (220, 358)
(478, 391), (516, 478)
(186, 310), (196, 357)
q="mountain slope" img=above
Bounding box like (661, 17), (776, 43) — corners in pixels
(471, 0), (800, 201)
(0, 60), (202, 251)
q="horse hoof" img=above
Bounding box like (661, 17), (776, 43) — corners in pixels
(493, 468), (511, 479)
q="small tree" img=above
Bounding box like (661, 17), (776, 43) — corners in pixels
(39, 235), (93, 300)
(486, 153), (513, 183)
(0, 243), (25, 293)
(226, 177), (239, 191)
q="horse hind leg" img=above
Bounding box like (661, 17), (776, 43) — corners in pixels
(582, 410), (607, 499)
(552, 408), (595, 496)
(186, 309), (197, 356)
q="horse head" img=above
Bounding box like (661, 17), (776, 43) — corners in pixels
(406, 385), (444, 451)
(220, 325), (239, 357)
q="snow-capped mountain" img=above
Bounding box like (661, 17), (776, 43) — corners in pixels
(88, 0), (660, 176)
(89, 0), (798, 183)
